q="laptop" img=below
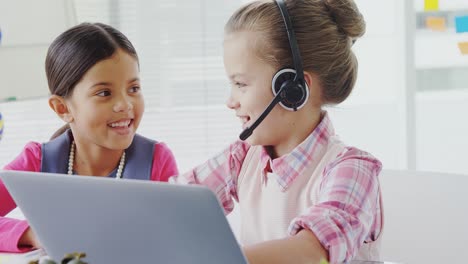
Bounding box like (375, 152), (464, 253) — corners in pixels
(0, 171), (247, 264)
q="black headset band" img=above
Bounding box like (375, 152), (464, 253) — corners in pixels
(275, 0), (305, 83)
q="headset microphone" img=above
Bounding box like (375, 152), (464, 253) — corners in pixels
(239, 85), (288, 141)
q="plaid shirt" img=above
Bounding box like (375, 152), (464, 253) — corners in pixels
(171, 112), (383, 263)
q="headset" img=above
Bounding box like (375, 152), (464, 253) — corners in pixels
(239, 0), (309, 141)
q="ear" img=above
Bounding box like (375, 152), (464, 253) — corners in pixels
(303, 71), (322, 107)
(303, 71), (314, 89)
(49, 95), (74, 123)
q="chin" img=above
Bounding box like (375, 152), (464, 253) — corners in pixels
(111, 138), (134, 150)
(245, 136), (260, 146)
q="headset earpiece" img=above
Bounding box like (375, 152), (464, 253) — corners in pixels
(272, 68), (309, 111)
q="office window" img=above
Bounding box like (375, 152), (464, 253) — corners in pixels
(0, 0), (243, 172)
(74, 0), (243, 171)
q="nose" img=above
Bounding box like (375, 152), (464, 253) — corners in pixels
(113, 94), (133, 113)
(226, 92), (240, 110)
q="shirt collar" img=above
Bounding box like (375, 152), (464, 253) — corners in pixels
(258, 111), (335, 191)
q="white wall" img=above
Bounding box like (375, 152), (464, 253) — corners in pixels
(416, 90), (468, 174)
(0, 0), (75, 100)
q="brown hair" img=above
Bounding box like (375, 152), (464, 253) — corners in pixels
(225, 0), (365, 105)
(46, 22), (139, 139)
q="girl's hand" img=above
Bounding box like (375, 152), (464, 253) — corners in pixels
(18, 227), (42, 249)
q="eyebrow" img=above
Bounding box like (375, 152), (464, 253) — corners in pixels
(229, 73), (246, 80)
(91, 82), (112, 89)
(127, 77), (140, 84)
(90, 78), (140, 89)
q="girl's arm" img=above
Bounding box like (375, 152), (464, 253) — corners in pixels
(243, 148), (382, 263)
(169, 140), (250, 214)
(1, 142), (42, 252)
(17, 227), (41, 249)
(287, 147), (383, 263)
(150, 142), (179, 182)
(0, 217), (31, 252)
(244, 229), (328, 264)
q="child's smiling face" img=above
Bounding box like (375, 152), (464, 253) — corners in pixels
(64, 48), (144, 151)
(223, 30), (290, 147)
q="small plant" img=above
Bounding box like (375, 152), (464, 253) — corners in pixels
(29, 252), (88, 264)
(319, 258), (330, 264)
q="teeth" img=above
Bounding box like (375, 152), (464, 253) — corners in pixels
(110, 120), (130, 128)
(239, 117), (249, 125)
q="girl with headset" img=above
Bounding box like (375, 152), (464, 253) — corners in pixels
(171, 0), (383, 263)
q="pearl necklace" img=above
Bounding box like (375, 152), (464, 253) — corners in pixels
(67, 141), (126, 179)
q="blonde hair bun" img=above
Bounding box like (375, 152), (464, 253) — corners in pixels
(324, 0), (366, 39)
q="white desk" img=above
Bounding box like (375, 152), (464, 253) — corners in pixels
(0, 249), (45, 264)
(0, 251), (399, 264)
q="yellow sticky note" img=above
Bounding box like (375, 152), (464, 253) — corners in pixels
(426, 16), (446, 31)
(458, 42), (468, 55)
(424, 0), (439, 11)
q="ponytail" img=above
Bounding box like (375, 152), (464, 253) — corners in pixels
(50, 124), (70, 140)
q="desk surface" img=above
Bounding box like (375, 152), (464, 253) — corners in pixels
(0, 252), (400, 264)
(351, 261), (400, 264)
(0, 249), (45, 264)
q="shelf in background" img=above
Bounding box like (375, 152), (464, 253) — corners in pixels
(415, 30), (468, 69)
(414, 0), (468, 13)
(416, 10), (468, 31)
(416, 67), (468, 91)
(416, 87), (468, 101)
